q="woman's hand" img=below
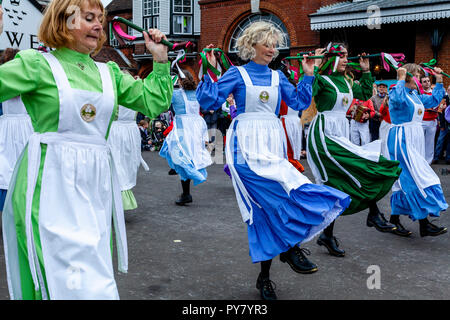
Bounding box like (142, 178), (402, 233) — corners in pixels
(314, 48), (326, 68)
(359, 53), (370, 72)
(205, 43), (217, 68)
(144, 29), (168, 63)
(302, 54), (315, 76)
(397, 67), (407, 81)
(433, 67), (443, 83)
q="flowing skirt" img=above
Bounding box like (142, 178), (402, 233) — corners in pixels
(226, 112), (350, 263)
(387, 122), (447, 220)
(307, 111), (402, 215)
(159, 114), (212, 185)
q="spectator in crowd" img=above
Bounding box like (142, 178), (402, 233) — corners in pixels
(347, 98), (375, 146)
(432, 87), (450, 164)
(201, 100), (221, 151)
(218, 94), (235, 151)
(369, 82), (387, 141)
(139, 119), (152, 151)
(421, 75), (440, 164)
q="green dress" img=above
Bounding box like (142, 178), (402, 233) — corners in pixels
(0, 48), (173, 299)
(307, 69), (401, 215)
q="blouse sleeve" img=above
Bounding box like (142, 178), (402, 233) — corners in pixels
(388, 80), (408, 111)
(351, 72), (374, 101)
(196, 67), (240, 111)
(0, 49), (40, 102)
(109, 61), (173, 119)
(419, 83), (445, 109)
(279, 71), (314, 111)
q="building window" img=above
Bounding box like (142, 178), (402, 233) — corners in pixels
(173, 15), (192, 34)
(143, 0), (160, 30)
(173, 0), (192, 13)
(172, 0), (193, 34)
(228, 13), (290, 53)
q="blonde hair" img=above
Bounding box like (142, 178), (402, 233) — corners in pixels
(38, 0), (106, 55)
(236, 21), (284, 61)
(402, 63), (423, 83)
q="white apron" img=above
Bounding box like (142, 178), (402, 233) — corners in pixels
(0, 97), (34, 189)
(307, 75), (382, 186)
(281, 106), (302, 160)
(108, 106), (149, 191)
(2, 52), (127, 300)
(389, 92), (440, 196)
(379, 120), (392, 158)
(226, 67), (310, 224)
(165, 89), (212, 170)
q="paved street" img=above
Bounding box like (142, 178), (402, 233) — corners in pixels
(1, 147), (449, 300)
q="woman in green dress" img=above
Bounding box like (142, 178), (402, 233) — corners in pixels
(0, 0), (173, 299)
(307, 43), (402, 257)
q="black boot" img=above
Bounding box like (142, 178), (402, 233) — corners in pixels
(168, 168), (178, 175)
(389, 215), (412, 237)
(419, 218), (447, 237)
(317, 232), (345, 257)
(279, 246), (318, 274)
(367, 202), (397, 233)
(256, 273), (277, 300)
(175, 180), (192, 206)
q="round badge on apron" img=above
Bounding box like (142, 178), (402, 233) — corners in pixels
(259, 91), (270, 103)
(418, 108), (423, 116)
(342, 96), (349, 106)
(80, 104), (97, 122)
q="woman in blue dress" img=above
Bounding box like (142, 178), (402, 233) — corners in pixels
(160, 71), (212, 205)
(196, 21), (351, 300)
(387, 64), (447, 236)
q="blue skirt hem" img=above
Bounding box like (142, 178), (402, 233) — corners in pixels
(159, 142), (207, 186)
(390, 184), (448, 221)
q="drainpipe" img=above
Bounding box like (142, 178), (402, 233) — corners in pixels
(431, 27), (445, 61)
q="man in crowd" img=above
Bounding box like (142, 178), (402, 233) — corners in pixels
(369, 82), (387, 141)
(421, 75), (439, 164)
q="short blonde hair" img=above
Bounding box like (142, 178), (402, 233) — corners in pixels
(402, 63), (423, 83)
(38, 0), (106, 55)
(236, 21), (284, 61)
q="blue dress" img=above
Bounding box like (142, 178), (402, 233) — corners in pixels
(197, 61), (351, 263)
(387, 81), (447, 220)
(159, 89), (212, 185)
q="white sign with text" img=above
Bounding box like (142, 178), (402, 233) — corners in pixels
(0, 0), (43, 50)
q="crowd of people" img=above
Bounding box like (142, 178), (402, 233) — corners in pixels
(0, 0), (448, 301)
(340, 77), (450, 165)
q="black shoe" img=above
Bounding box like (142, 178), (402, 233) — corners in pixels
(168, 168), (178, 175)
(420, 221), (447, 237)
(367, 212), (397, 233)
(389, 218), (412, 237)
(175, 194), (192, 206)
(317, 233), (345, 257)
(279, 247), (318, 274)
(256, 273), (277, 300)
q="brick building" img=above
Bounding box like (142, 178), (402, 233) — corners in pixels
(199, 0), (450, 86)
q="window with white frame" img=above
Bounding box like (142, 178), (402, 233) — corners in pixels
(143, 0), (160, 30)
(173, 0), (193, 34)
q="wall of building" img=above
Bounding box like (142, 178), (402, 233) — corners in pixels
(415, 25), (450, 89)
(198, 0), (339, 57)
